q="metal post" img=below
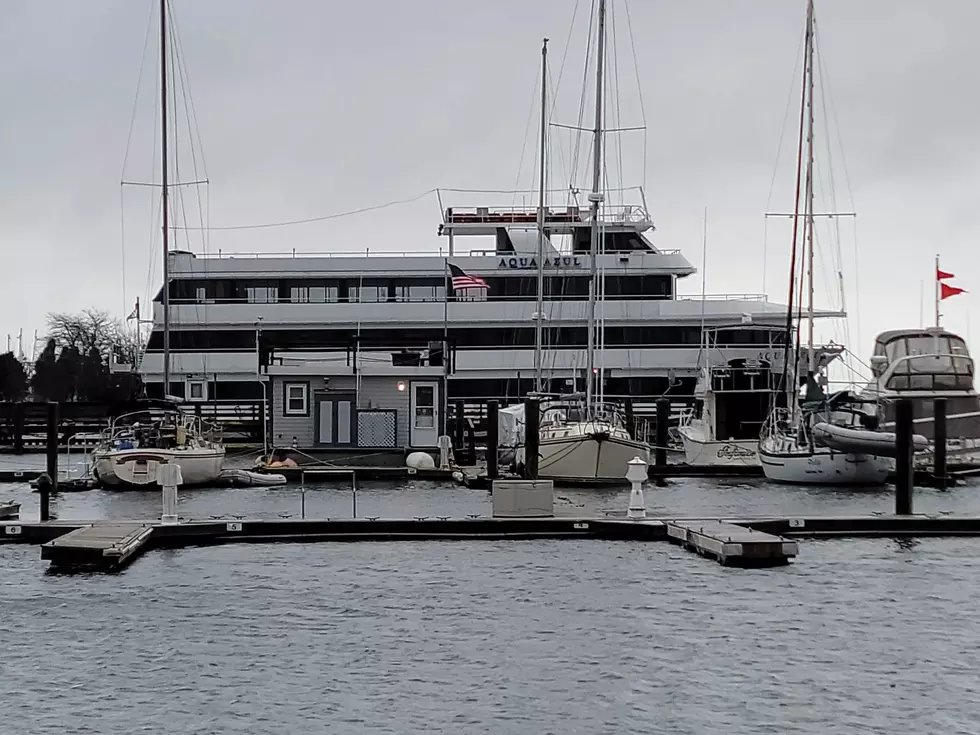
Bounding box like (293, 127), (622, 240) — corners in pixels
(486, 400), (499, 481)
(524, 397), (540, 480)
(933, 398), (948, 488)
(351, 472), (358, 518)
(895, 398), (914, 514)
(654, 398), (669, 486)
(453, 399), (465, 459)
(301, 486), (306, 519)
(41, 401), (59, 522)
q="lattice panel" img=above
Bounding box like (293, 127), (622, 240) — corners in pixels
(358, 410), (397, 447)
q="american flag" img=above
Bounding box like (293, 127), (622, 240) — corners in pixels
(448, 262), (489, 290)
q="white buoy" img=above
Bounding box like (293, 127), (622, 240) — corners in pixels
(158, 462), (183, 525)
(406, 451), (436, 470)
(625, 455), (648, 520)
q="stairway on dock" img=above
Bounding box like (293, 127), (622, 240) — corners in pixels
(40, 522), (153, 572)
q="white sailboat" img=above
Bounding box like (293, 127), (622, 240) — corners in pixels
(518, 5), (649, 484)
(758, 0), (891, 486)
(91, 0), (225, 488)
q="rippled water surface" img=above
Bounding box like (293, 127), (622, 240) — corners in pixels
(3, 471), (980, 733)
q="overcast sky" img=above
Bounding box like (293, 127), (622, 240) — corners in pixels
(1, 0), (977, 367)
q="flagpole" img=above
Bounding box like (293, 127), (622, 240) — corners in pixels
(935, 253), (940, 329)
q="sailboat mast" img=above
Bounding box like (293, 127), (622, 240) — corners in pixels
(534, 38), (549, 393)
(804, 0), (816, 374)
(585, 0), (607, 411)
(160, 0), (171, 395)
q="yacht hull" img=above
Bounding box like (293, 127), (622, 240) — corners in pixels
(536, 433), (651, 484)
(677, 426), (759, 466)
(93, 448), (225, 488)
(759, 447), (889, 486)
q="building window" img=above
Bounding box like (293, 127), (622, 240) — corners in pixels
(187, 380), (207, 402)
(284, 382), (309, 416)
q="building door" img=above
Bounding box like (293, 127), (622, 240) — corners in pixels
(410, 381), (439, 447)
(315, 392), (356, 447)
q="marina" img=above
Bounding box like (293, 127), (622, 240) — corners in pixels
(5, 0), (980, 729)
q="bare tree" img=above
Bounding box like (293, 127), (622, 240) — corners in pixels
(44, 309), (147, 366)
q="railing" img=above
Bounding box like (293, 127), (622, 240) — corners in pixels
(441, 204), (652, 227)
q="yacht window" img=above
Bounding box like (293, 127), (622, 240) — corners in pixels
(247, 285), (278, 304)
(284, 382), (309, 415)
(350, 285), (389, 303)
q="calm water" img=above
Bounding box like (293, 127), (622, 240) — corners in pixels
(3, 474), (980, 733)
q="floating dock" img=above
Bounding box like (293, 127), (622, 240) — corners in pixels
(667, 520), (797, 567)
(40, 522), (153, 572)
(5, 513), (980, 574)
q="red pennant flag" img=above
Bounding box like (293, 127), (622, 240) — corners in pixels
(941, 283), (966, 300)
(938, 268), (955, 280)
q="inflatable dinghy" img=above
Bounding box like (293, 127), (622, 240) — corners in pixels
(217, 469), (288, 487)
(812, 423), (928, 458)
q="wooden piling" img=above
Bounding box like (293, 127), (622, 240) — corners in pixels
(12, 401), (24, 455)
(41, 401), (59, 522)
(486, 400), (499, 480)
(933, 398), (948, 488)
(523, 397), (540, 480)
(895, 398), (914, 515)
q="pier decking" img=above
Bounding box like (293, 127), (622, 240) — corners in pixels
(40, 523), (153, 572)
(667, 520), (797, 566)
(5, 514), (980, 574)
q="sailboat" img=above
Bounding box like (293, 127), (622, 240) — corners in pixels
(518, 4), (650, 484)
(757, 0), (893, 486)
(91, 0), (225, 488)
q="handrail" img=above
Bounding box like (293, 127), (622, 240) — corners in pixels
(177, 246), (682, 260)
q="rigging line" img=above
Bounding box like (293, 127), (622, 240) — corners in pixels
(816, 28), (862, 356)
(172, 188), (439, 230)
(120, 0), (156, 180)
(609, 1), (625, 206)
(511, 69), (541, 207)
(441, 186), (637, 194)
(621, 0), (648, 192)
(169, 1), (209, 253)
(549, 0), (582, 120)
(763, 23), (807, 299)
(570, 0), (597, 196)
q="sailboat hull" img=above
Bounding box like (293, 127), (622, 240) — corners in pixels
(759, 447), (889, 486)
(536, 433), (651, 484)
(677, 425), (759, 466)
(93, 447), (225, 488)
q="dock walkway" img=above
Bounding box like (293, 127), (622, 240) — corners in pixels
(40, 522), (153, 572)
(667, 520), (797, 567)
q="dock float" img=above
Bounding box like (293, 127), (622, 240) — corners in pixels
(40, 522), (154, 572)
(666, 520), (797, 567)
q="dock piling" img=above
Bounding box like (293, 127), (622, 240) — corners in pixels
(933, 398), (948, 488)
(523, 397), (540, 480)
(486, 400), (499, 481)
(654, 398), (669, 487)
(895, 398), (914, 515)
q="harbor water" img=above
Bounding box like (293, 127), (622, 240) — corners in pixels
(3, 476), (980, 733)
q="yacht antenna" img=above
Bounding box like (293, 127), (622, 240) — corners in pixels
(585, 0), (607, 411)
(534, 38), (549, 393)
